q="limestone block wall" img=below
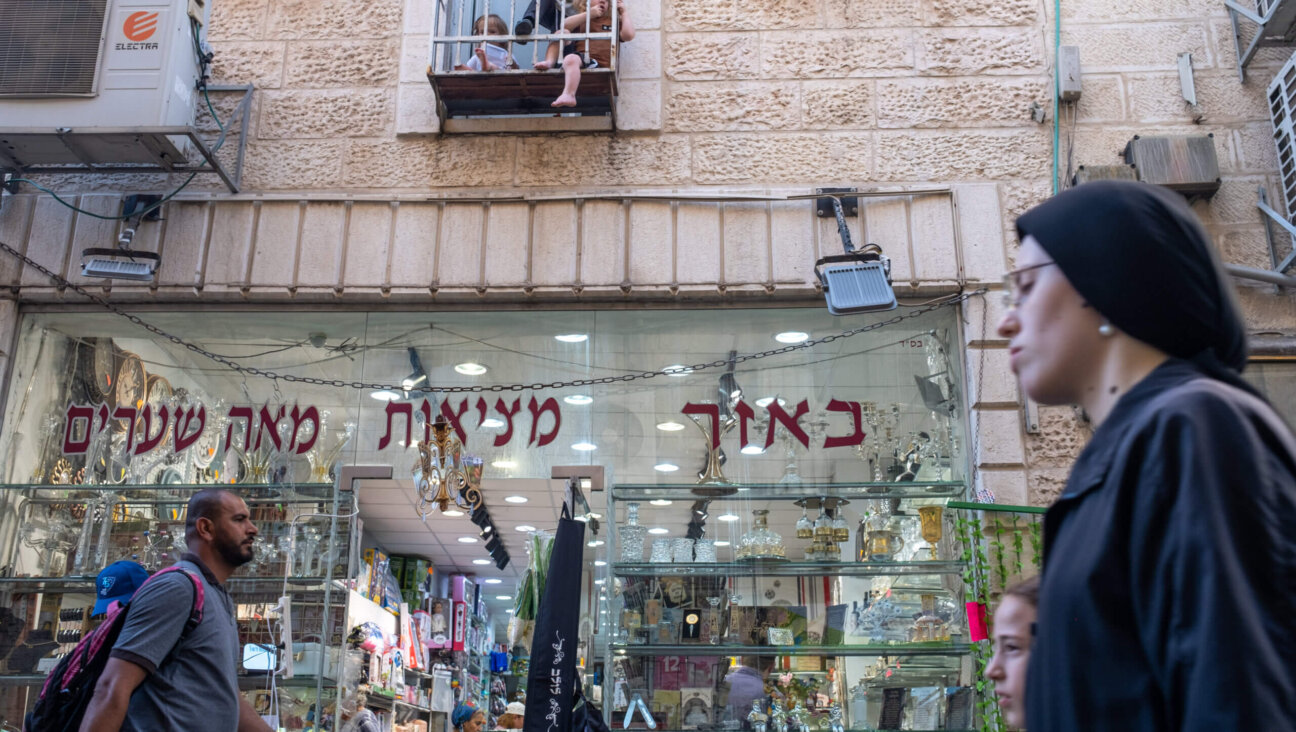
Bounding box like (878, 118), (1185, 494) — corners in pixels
(2, 0), (1296, 507)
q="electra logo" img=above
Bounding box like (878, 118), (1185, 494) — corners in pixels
(123, 11), (159, 41)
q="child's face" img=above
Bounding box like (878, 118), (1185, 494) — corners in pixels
(984, 595), (1035, 729)
(588, 0), (609, 17)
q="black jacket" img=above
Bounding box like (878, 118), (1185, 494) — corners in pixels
(1026, 359), (1296, 732)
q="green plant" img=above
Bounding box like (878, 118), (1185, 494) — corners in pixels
(1010, 518), (1025, 578)
(1028, 517), (1043, 569)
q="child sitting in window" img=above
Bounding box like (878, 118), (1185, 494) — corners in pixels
(454, 14), (518, 72)
(533, 0), (635, 107)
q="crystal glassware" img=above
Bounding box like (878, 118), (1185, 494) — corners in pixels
(910, 593), (950, 642)
(831, 509), (850, 543)
(694, 538), (717, 563)
(672, 537), (694, 563)
(649, 538), (672, 563)
(795, 507), (813, 539)
(917, 505), (943, 560)
(620, 502), (647, 563)
(813, 508), (832, 539)
(706, 597), (722, 645)
(736, 509), (785, 560)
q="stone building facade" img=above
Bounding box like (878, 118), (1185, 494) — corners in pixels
(0, 0), (1293, 505)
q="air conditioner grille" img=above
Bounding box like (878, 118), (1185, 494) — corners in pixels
(1268, 52), (1296, 236)
(0, 0), (109, 96)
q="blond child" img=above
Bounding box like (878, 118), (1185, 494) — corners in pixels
(533, 0), (634, 107)
(454, 14), (518, 72)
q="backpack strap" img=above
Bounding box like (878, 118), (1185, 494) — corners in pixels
(140, 564), (206, 634)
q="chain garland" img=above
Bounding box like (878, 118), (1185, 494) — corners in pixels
(0, 238), (987, 394)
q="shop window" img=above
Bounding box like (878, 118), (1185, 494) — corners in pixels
(426, 0), (624, 132)
(1245, 359), (1296, 426)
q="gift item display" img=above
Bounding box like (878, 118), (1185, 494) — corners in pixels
(608, 475), (976, 731)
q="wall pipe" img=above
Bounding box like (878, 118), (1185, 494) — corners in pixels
(1225, 262), (1296, 288)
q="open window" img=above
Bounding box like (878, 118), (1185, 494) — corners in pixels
(427, 0), (622, 132)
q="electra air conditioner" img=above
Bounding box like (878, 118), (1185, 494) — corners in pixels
(0, 0), (206, 161)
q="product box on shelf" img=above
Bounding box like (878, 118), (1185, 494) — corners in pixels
(450, 575), (474, 603)
(425, 597), (452, 649)
(451, 600), (468, 651)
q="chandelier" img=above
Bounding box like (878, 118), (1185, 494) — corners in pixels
(412, 416), (484, 517)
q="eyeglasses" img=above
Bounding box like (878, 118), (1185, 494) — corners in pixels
(1001, 261), (1056, 308)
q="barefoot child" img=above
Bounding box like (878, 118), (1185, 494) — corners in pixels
(454, 14), (518, 71)
(533, 0), (634, 107)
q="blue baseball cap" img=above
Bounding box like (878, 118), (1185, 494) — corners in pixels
(93, 560), (150, 615)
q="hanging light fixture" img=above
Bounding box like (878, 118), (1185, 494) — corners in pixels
(411, 416), (509, 567)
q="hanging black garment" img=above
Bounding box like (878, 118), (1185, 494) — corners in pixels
(524, 503), (586, 732)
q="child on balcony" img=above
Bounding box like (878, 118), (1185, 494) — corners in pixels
(533, 0), (634, 107)
(454, 14), (518, 72)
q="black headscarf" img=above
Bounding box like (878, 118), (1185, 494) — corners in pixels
(1015, 180), (1250, 384)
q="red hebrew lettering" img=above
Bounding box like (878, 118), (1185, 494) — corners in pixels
(224, 406), (254, 453)
(823, 399), (867, 448)
(63, 404), (94, 454)
(253, 404), (286, 452)
(133, 405), (170, 455)
(476, 397), (489, 429)
(493, 398), (521, 447)
(682, 403), (722, 450)
(528, 396), (562, 447)
(173, 406), (206, 453)
(96, 403), (111, 433)
(290, 405), (320, 454)
(734, 400), (759, 452)
(764, 399), (810, 448)
(112, 406), (140, 453)
(439, 399), (470, 445)
(378, 401), (413, 451)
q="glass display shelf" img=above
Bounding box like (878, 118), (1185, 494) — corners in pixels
(6, 482), (337, 500)
(610, 642), (969, 657)
(0, 674), (45, 686)
(238, 674), (336, 690)
(611, 560), (963, 578)
(0, 575), (347, 591)
(610, 481), (966, 501)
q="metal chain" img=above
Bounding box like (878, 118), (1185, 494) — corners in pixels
(0, 238), (988, 394)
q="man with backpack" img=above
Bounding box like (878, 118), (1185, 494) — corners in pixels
(77, 489), (271, 732)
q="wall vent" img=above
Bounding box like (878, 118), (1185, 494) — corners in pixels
(0, 0), (110, 96)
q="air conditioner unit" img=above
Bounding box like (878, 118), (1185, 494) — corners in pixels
(1257, 0), (1296, 44)
(1267, 51), (1296, 241)
(0, 0), (207, 159)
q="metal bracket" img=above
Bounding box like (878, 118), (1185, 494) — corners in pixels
(1257, 185), (1296, 290)
(815, 187), (858, 218)
(1225, 0), (1278, 81)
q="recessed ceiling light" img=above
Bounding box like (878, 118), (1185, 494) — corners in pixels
(648, 527), (669, 535)
(662, 364), (693, 376)
(370, 390), (402, 401)
(564, 394), (593, 405)
(588, 539), (605, 547)
(484, 578), (502, 584)
(516, 524), (537, 532)
(754, 396), (787, 408)
(594, 560), (607, 567)
(555, 334), (588, 343)
(649, 499), (673, 506)
(594, 578), (605, 585)
(715, 540), (731, 547)
(717, 514), (739, 522)
(458, 536), (478, 543)
(444, 509), (465, 517)
(504, 495), (527, 503)
(492, 460), (518, 470)
(656, 421), (686, 432)
(473, 558), (491, 565)
(455, 362), (488, 376)
(481, 418), (505, 429)
(506, 608), (514, 613)
(572, 442), (597, 451)
(495, 595), (512, 600)
(741, 445), (766, 455)
(775, 331), (810, 344)
(654, 463), (679, 473)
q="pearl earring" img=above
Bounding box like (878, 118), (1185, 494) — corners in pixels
(1098, 322), (1114, 337)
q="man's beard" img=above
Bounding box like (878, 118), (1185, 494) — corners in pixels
(216, 535), (255, 567)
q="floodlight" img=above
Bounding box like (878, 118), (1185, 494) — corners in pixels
(814, 197), (897, 314)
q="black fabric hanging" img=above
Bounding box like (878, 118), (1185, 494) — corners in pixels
(523, 499), (586, 732)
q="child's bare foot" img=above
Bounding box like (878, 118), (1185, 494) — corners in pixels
(534, 60), (554, 70)
(552, 93), (577, 107)
(474, 48), (497, 71)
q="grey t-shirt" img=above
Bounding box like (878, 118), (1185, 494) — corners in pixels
(110, 555), (240, 732)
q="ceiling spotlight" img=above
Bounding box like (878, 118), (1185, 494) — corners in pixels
(504, 495), (527, 503)
(473, 558), (491, 565)
(492, 460), (518, 470)
(717, 514), (739, 522)
(654, 463), (679, 473)
(572, 442), (597, 451)
(555, 334), (588, 343)
(662, 364), (693, 376)
(484, 578), (502, 584)
(481, 418), (505, 429)
(455, 362), (488, 376)
(458, 536), (479, 543)
(516, 524), (537, 532)
(564, 394), (593, 405)
(656, 421), (686, 432)
(648, 527), (669, 535)
(650, 499), (673, 506)
(775, 331), (809, 344)
(371, 390), (403, 401)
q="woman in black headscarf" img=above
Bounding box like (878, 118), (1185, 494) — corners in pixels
(996, 180), (1296, 731)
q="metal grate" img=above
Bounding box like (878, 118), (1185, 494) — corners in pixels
(0, 0), (109, 96)
(1268, 53), (1296, 232)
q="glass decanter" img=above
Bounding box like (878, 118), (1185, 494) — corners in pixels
(736, 509), (785, 560)
(620, 502), (647, 562)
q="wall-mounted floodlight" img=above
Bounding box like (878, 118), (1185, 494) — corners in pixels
(81, 194), (163, 282)
(814, 197), (896, 314)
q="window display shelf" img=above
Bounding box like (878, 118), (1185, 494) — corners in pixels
(0, 675), (45, 686)
(611, 560), (964, 578)
(4, 483), (336, 500)
(610, 642), (970, 657)
(0, 575), (347, 592)
(610, 481), (966, 501)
